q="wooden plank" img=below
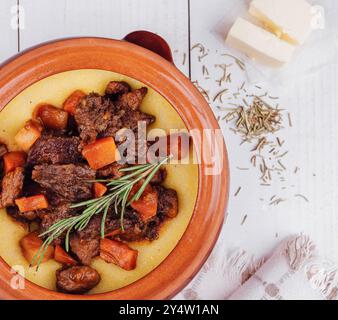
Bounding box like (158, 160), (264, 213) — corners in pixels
(19, 0), (189, 75)
(180, 0), (338, 299)
(188, 0), (338, 270)
(0, 0), (19, 63)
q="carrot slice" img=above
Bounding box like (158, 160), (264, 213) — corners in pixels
(15, 194), (49, 213)
(14, 120), (43, 152)
(63, 90), (86, 115)
(128, 179), (151, 200)
(54, 245), (77, 266)
(3, 151), (26, 174)
(100, 238), (138, 271)
(82, 137), (120, 170)
(131, 185), (158, 222)
(20, 232), (54, 266)
(94, 182), (108, 198)
(34, 104), (69, 130)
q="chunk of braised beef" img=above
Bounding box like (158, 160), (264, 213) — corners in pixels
(154, 185), (178, 218)
(22, 181), (67, 207)
(120, 110), (155, 133)
(114, 225), (144, 242)
(45, 191), (71, 207)
(27, 135), (82, 166)
(74, 93), (112, 144)
(77, 215), (101, 240)
(70, 235), (99, 266)
(104, 209), (140, 234)
(32, 164), (95, 202)
(102, 87), (155, 138)
(105, 81), (130, 97)
(56, 266), (100, 294)
(96, 162), (127, 179)
(103, 111), (155, 139)
(143, 216), (161, 240)
(70, 215), (101, 265)
(116, 220), (161, 242)
(114, 209), (161, 242)
(116, 87), (148, 111)
(39, 204), (77, 245)
(1, 167), (25, 208)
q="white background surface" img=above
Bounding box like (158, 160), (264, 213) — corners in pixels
(0, 0), (337, 299)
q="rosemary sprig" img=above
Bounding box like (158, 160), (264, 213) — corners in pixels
(30, 156), (171, 269)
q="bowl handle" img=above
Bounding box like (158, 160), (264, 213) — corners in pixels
(123, 31), (174, 63)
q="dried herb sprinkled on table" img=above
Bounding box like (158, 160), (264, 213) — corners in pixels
(188, 42), (308, 206)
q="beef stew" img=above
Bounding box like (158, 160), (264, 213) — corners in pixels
(0, 80), (181, 294)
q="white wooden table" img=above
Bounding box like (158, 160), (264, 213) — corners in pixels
(1, 0), (338, 299)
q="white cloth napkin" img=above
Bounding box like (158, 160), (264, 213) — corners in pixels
(229, 235), (338, 300)
(176, 234), (338, 300)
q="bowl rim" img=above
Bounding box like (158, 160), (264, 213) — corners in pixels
(0, 37), (229, 300)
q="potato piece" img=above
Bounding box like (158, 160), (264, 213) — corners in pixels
(34, 104), (69, 130)
(14, 120), (43, 152)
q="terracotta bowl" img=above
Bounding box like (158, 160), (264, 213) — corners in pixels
(0, 32), (229, 300)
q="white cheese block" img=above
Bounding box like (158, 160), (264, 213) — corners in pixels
(226, 17), (296, 68)
(249, 0), (313, 45)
